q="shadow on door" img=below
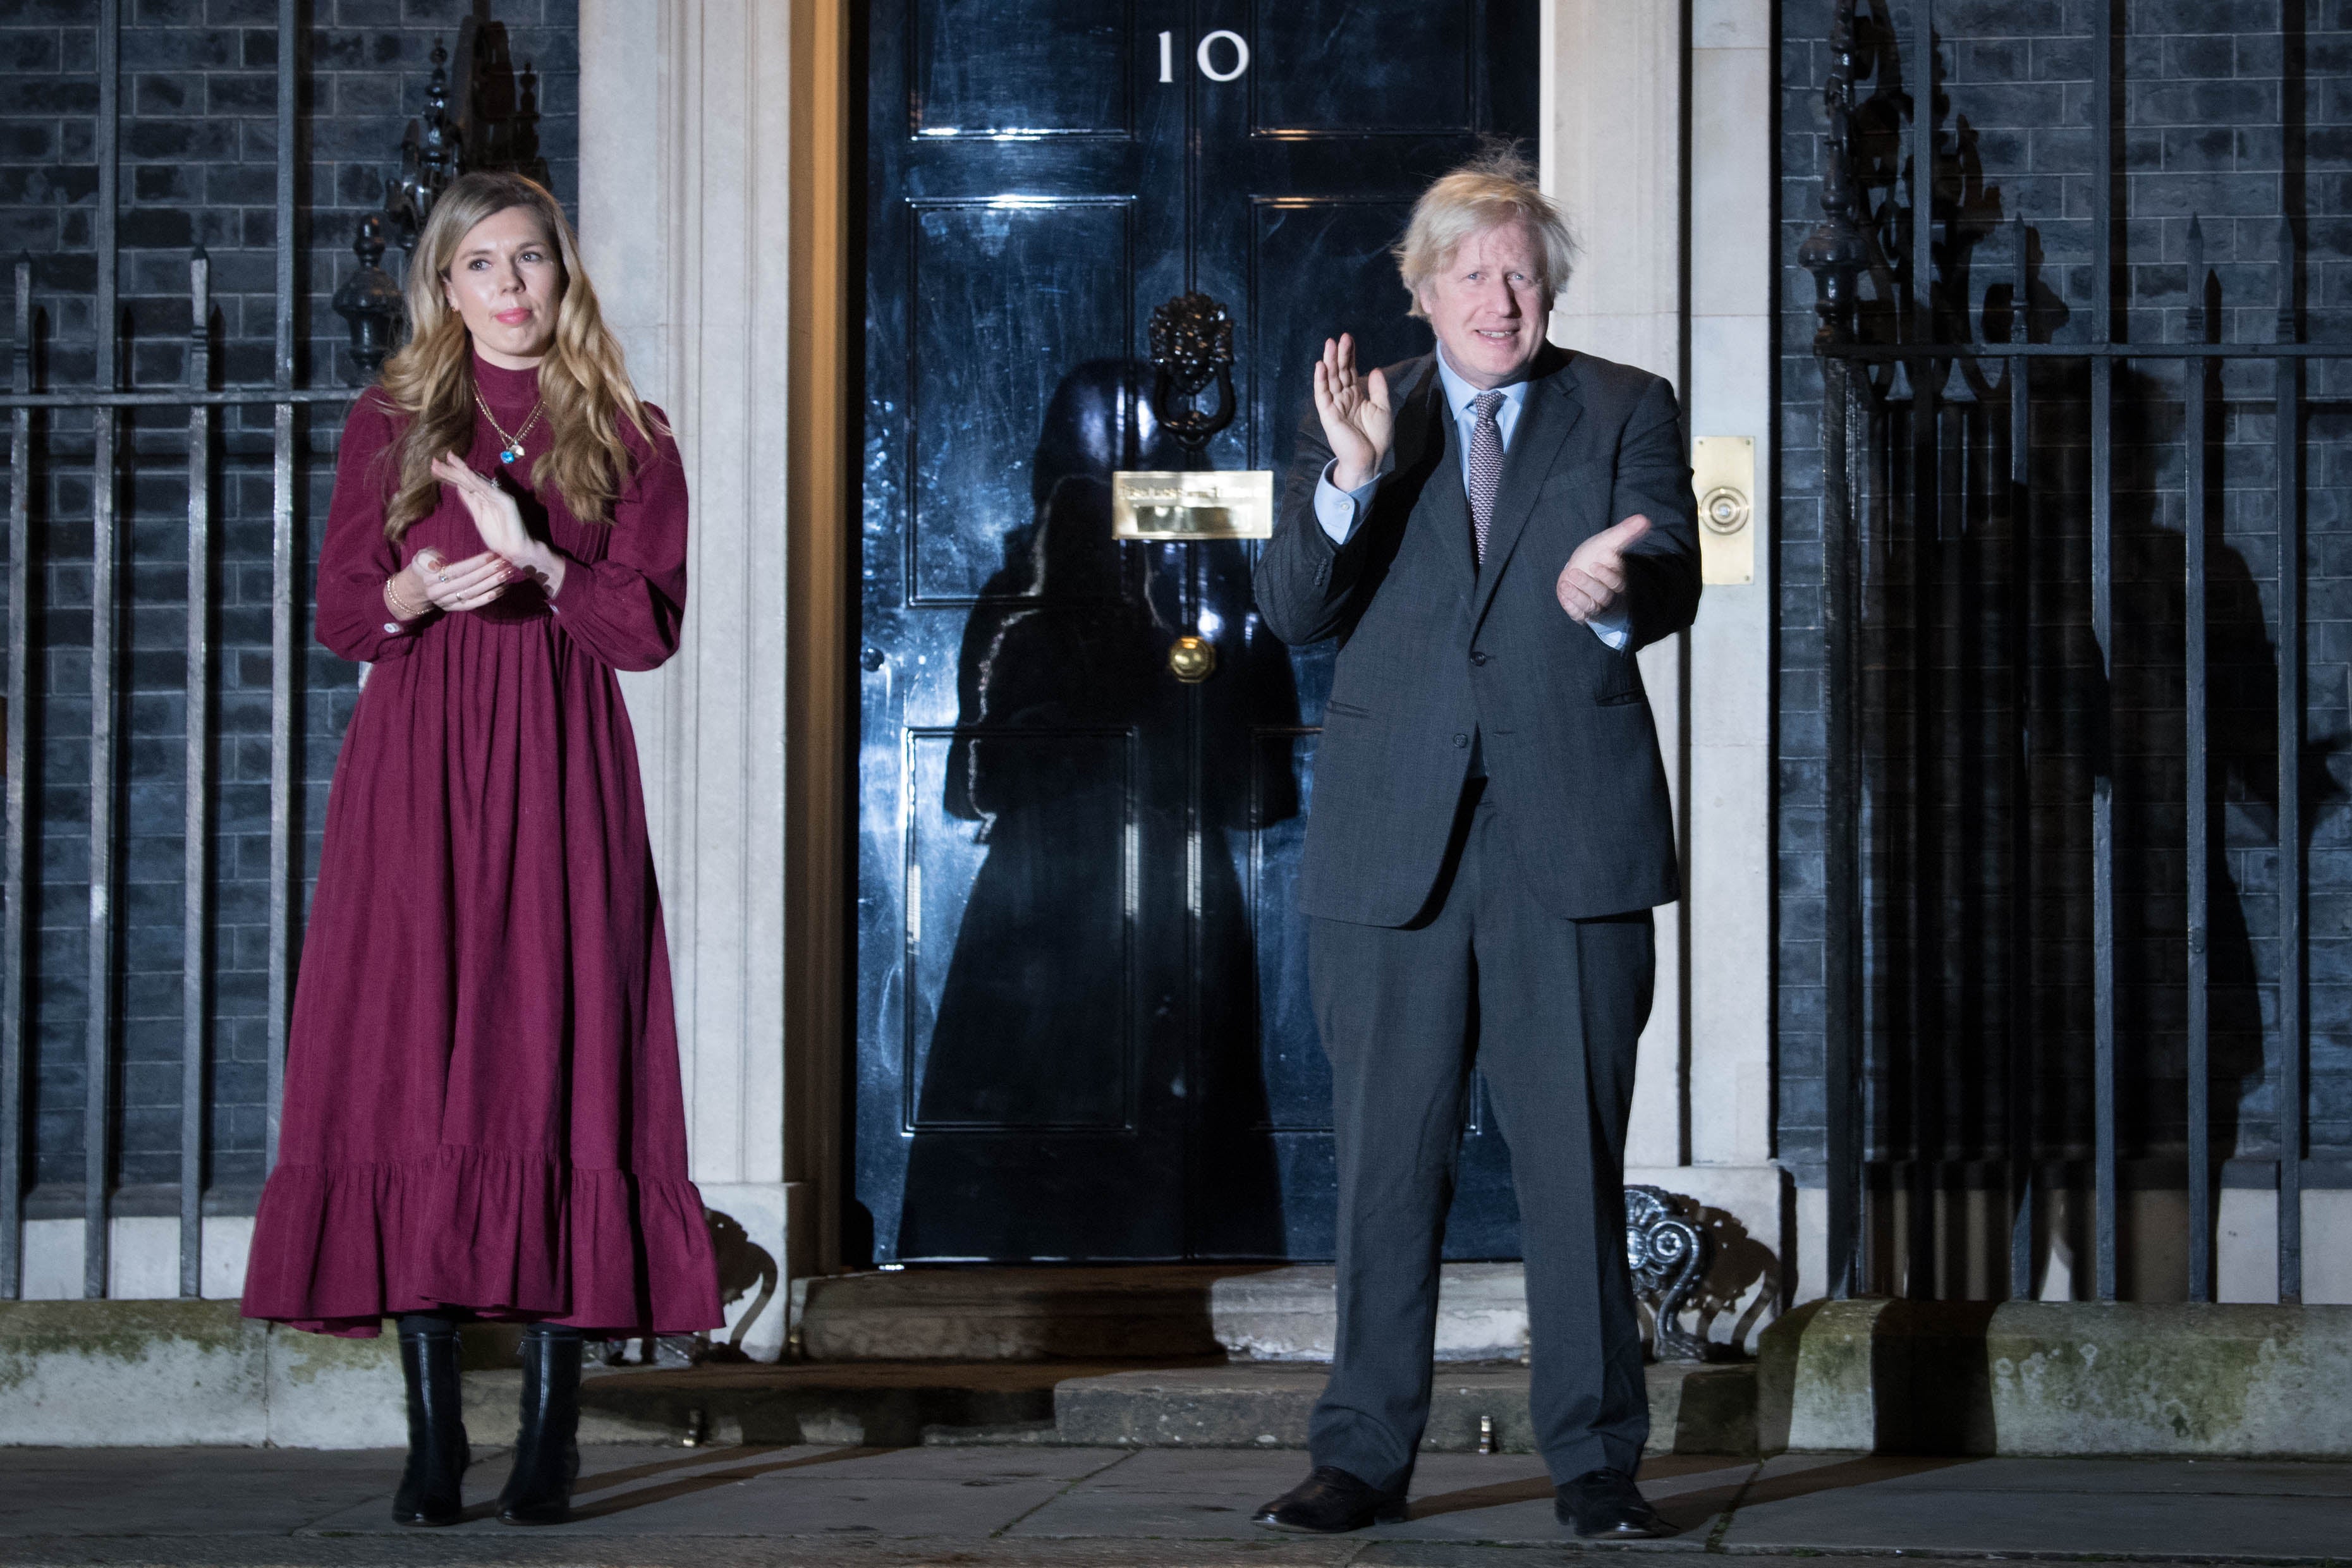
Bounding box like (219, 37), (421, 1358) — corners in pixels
(899, 361), (1299, 1259)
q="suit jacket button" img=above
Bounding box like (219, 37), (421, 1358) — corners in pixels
(1470, 650), (1489, 665)
(1453, 732), (1470, 748)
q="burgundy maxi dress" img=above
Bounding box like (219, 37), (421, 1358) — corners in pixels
(241, 355), (722, 1339)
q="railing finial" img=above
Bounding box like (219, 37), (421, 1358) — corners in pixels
(1798, 0), (1870, 351)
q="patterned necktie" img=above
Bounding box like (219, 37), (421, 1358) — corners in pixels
(1468, 389), (1505, 566)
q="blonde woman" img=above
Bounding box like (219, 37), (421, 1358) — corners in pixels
(241, 172), (720, 1526)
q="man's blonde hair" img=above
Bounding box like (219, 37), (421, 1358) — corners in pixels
(1394, 147), (1576, 320)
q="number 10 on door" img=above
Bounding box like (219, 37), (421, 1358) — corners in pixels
(1160, 29), (1251, 83)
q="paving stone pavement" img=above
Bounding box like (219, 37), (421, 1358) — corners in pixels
(0, 1443), (2346, 1566)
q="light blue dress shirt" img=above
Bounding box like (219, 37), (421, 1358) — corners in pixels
(1312, 346), (1630, 649)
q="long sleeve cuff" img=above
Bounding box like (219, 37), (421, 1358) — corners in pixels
(1313, 461), (1381, 543)
(544, 548), (685, 672)
(547, 549), (592, 617)
(1586, 605), (1631, 650)
(319, 578), (431, 664)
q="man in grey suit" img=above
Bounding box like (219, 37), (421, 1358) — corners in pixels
(1250, 152), (1699, 1541)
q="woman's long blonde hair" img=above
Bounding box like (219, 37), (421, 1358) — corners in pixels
(377, 171), (657, 540)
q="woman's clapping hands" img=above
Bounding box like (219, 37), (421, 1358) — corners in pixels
(394, 547), (514, 616)
(430, 453), (535, 560)
(425, 452), (567, 602)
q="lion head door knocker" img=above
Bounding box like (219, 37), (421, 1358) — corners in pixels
(1149, 291), (1238, 458)
(1110, 293), (1277, 685)
(1110, 300), (1275, 540)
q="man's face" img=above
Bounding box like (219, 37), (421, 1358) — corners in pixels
(1415, 218), (1551, 389)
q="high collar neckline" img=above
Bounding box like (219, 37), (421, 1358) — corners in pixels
(471, 351), (544, 407)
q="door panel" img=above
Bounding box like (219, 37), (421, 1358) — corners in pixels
(1246, 198), (1427, 471)
(1248, 6), (1476, 134)
(859, 0), (1539, 1265)
(1250, 727), (1319, 1136)
(908, 200), (1135, 602)
(905, 728), (1136, 1132)
(910, 0), (1134, 137)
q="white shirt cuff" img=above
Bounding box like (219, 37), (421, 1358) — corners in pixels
(1587, 606), (1632, 650)
(1313, 461), (1380, 542)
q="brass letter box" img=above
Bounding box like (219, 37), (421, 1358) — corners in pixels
(1111, 470), (1276, 540)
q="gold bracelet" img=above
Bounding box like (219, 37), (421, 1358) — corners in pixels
(384, 574), (426, 621)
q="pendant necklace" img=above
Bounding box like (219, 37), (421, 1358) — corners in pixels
(474, 389), (545, 465)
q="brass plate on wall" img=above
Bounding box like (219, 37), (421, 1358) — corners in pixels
(1693, 436), (1755, 586)
(1112, 470), (1276, 540)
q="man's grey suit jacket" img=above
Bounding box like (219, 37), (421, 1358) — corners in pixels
(1253, 344), (1701, 928)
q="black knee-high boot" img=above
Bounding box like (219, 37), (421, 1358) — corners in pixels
(392, 1315), (471, 1526)
(499, 1324), (583, 1525)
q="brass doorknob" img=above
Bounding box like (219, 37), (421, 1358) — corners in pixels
(1168, 635), (1217, 683)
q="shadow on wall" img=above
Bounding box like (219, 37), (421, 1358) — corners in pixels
(704, 1208), (779, 1361)
(1638, 1190), (1784, 1363)
(592, 1208), (777, 1367)
(1818, 0), (2349, 1301)
(1690, 1205), (1784, 1355)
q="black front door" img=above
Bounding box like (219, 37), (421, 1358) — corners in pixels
(856, 0), (1539, 1263)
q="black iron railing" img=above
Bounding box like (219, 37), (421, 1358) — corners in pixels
(0, 3), (550, 1305)
(0, 300), (352, 1306)
(0, 0), (351, 1302)
(1801, 0), (2347, 1306)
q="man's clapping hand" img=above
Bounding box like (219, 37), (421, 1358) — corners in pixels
(1556, 514), (1652, 624)
(1312, 332), (1392, 492)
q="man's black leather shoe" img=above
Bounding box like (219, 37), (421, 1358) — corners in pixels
(1252, 1465), (1408, 1533)
(1554, 1467), (1672, 1539)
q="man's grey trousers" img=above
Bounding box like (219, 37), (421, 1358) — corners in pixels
(1305, 781), (1655, 1494)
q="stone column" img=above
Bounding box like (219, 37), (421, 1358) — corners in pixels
(1545, 0), (1688, 1175)
(1547, 0), (1789, 1347)
(1680, 0), (1792, 1320)
(580, 0), (846, 1359)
